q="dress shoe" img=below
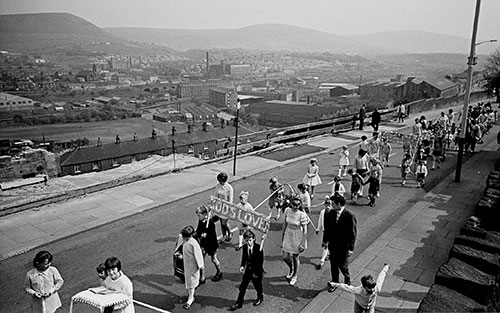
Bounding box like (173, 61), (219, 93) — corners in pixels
(228, 303), (242, 311)
(253, 297), (263, 306)
(327, 281), (337, 293)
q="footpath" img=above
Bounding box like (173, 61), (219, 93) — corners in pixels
(0, 101), (497, 312)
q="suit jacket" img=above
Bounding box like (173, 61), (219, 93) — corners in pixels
(322, 208), (357, 253)
(241, 243), (264, 275)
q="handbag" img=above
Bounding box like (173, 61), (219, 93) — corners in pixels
(173, 241), (185, 283)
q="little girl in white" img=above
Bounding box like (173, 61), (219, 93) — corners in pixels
(338, 145), (350, 177)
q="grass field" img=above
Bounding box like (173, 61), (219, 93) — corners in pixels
(0, 118), (191, 144)
(0, 118), (258, 145)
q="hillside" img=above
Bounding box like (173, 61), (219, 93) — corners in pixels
(0, 12), (175, 55)
(105, 24), (398, 55)
(105, 24), (483, 55)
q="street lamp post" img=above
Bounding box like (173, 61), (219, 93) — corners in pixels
(455, 0), (481, 183)
(233, 98), (241, 176)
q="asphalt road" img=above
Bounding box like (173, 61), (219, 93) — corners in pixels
(0, 128), (473, 313)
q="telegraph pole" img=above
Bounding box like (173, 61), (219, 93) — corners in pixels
(455, 0), (481, 182)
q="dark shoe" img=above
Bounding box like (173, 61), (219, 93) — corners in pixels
(199, 278), (206, 285)
(225, 233), (233, 242)
(327, 281), (337, 293)
(229, 303), (242, 311)
(253, 298), (263, 306)
(183, 302), (192, 309)
(212, 272), (223, 282)
(235, 245), (242, 251)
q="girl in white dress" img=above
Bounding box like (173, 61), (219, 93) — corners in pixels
(303, 158), (322, 199)
(338, 145), (350, 177)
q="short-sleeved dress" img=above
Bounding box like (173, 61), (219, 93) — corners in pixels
(303, 164), (322, 187)
(282, 208), (309, 254)
(268, 183), (283, 208)
(339, 150), (350, 167)
(182, 237), (204, 289)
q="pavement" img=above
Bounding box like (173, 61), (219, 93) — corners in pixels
(0, 100), (497, 312)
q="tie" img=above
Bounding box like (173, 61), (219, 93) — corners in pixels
(336, 212), (341, 222)
(248, 246), (252, 258)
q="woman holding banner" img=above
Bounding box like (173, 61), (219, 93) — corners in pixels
(281, 196), (309, 286)
(214, 172), (234, 243)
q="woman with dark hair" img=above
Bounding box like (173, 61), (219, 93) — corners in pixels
(214, 172), (234, 242)
(25, 250), (64, 313)
(281, 196), (309, 286)
(102, 256), (134, 313)
(181, 225), (204, 309)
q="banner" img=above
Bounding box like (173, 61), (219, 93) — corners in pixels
(209, 196), (270, 233)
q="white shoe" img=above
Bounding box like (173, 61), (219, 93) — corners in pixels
(286, 272), (293, 279)
(289, 276), (297, 285)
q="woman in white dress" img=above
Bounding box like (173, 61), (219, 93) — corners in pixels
(303, 158), (322, 199)
(181, 225), (204, 309)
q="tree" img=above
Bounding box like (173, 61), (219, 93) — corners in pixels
(484, 48), (500, 103)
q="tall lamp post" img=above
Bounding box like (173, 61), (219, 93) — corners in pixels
(233, 98), (241, 176)
(455, 0), (482, 183)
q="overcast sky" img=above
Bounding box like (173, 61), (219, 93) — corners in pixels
(1, 0), (499, 41)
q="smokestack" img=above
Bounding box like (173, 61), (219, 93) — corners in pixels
(206, 52), (209, 75)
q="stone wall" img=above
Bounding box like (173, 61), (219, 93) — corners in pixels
(418, 163), (500, 312)
(0, 149), (58, 183)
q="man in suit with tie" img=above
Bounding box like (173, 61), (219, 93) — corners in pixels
(229, 229), (264, 311)
(323, 194), (357, 293)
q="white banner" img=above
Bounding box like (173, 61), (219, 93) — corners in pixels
(209, 196), (270, 233)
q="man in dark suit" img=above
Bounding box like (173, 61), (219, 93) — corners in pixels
(229, 229), (264, 311)
(323, 194), (357, 293)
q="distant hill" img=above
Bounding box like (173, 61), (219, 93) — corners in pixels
(0, 13), (174, 55)
(105, 24), (397, 55)
(1, 13), (493, 57)
(105, 24), (485, 55)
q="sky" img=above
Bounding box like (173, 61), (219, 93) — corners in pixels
(0, 0), (499, 42)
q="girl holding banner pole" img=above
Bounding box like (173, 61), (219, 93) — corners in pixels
(195, 205), (222, 283)
(214, 172), (234, 243)
(235, 191), (255, 250)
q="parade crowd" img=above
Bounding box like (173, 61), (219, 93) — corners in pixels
(24, 101), (496, 313)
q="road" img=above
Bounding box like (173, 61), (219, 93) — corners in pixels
(0, 126), (472, 313)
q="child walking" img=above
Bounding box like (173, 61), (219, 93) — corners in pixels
(316, 196), (333, 270)
(235, 191), (255, 250)
(25, 250), (64, 313)
(338, 145), (350, 177)
(297, 183), (312, 214)
(401, 153), (412, 186)
(347, 168), (363, 204)
(328, 175), (346, 198)
(268, 176), (284, 220)
(415, 160), (428, 188)
(363, 159), (382, 207)
(380, 138), (392, 168)
(303, 158), (322, 199)
(195, 205), (223, 282)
